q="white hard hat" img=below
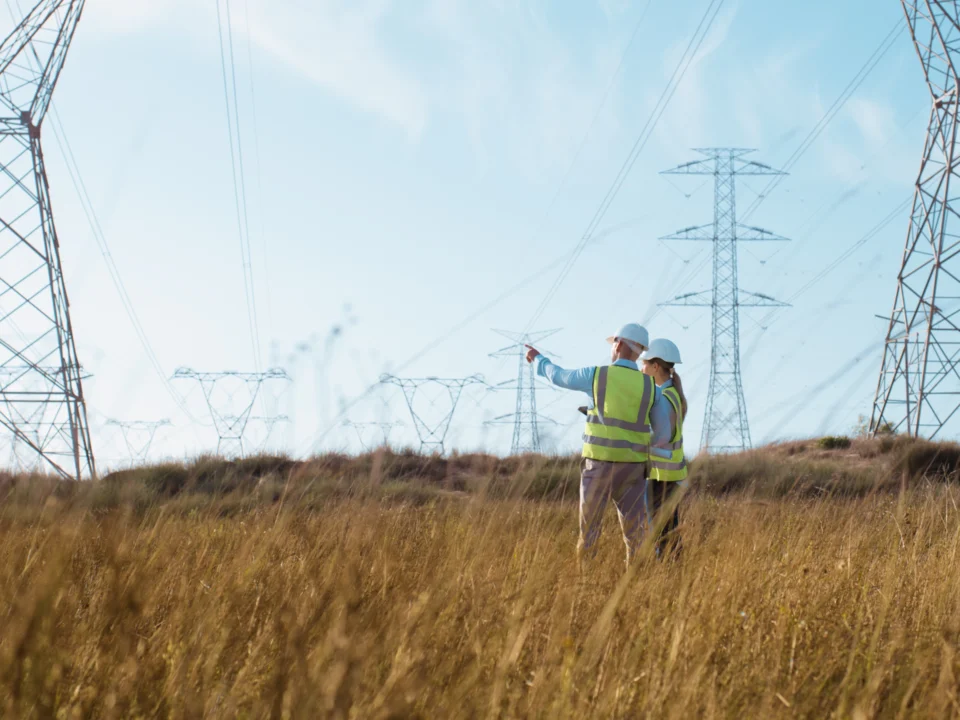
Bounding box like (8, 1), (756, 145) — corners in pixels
(606, 323), (649, 352)
(641, 338), (682, 365)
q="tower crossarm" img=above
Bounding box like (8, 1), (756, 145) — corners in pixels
(739, 290), (790, 308)
(735, 225), (790, 242)
(485, 412), (558, 425)
(662, 149), (788, 177)
(0, 0), (85, 125)
(660, 290), (713, 307)
(379, 374), (485, 389)
(659, 223), (790, 242)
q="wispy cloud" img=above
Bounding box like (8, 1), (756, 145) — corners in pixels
(245, 1), (428, 139)
(420, 0), (630, 179)
(846, 96), (896, 146)
(85, 0), (429, 140)
(653, 2), (738, 148)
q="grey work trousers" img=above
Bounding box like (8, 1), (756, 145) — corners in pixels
(578, 457), (647, 566)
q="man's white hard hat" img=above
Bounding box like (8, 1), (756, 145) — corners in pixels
(606, 323), (649, 353)
(640, 338), (682, 365)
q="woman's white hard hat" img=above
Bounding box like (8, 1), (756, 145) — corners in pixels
(606, 323), (649, 352)
(640, 338), (682, 364)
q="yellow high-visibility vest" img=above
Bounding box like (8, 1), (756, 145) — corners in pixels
(581, 365), (654, 463)
(649, 385), (687, 482)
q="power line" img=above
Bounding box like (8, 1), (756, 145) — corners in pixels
(242, 0), (273, 342)
(299, 220), (644, 454)
(215, 0), (261, 372)
(224, 0), (261, 367)
(742, 195), (910, 344)
(44, 113), (207, 424)
(530, 0), (656, 225)
(739, 18), (906, 223)
(523, 0), (727, 334)
(300, 0), (728, 454)
(782, 198), (909, 306)
(647, 19), (910, 333)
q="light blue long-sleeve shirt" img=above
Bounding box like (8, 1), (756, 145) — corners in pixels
(652, 378), (677, 459)
(534, 355), (671, 453)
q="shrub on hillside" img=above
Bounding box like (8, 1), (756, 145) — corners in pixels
(892, 438), (960, 479)
(818, 436), (852, 450)
(689, 451), (880, 498)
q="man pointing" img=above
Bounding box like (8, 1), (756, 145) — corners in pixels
(525, 323), (669, 567)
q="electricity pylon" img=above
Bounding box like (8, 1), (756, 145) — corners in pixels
(487, 329), (559, 454)
(249, 414), (289, 454)
(379, 374), (484, 454)
(342, 420), (402, 451)
(106, 419), (171, 466)
(872, 2), (960, 438)
(172, 368), (289, 457)
(0, 1), (94, 480)
(660, 148), (789, 453)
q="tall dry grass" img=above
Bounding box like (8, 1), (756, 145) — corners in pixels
(3, 469), (960, 717)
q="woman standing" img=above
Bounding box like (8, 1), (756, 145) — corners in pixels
(640, 338), (688, 559)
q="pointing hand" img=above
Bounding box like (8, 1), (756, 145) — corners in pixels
(524, 345), (541, 363)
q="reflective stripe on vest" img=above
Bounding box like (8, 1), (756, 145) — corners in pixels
(649, 385), (688, 481)
(582, 365), (654, 463)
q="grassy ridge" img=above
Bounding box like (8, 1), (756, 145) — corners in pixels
(3, 437), (960, 716)
(3, 435), (960, 514)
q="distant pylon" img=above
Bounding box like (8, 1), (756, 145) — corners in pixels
(487, 329), (560, 454)
(0, 1), (95, 480)
(872, 2), (960, 439)
(660, 148), (790, 453)
(106, 419), (171, 466)
(249, 414), (289, 454)
(342, 420), (401, 452)
(379, 374), (485, 454)
(172, 368), (289, 457)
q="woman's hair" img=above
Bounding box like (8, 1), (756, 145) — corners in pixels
(654, 359), (688, 420)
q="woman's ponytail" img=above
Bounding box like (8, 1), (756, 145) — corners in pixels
(671, 369), (689, 420)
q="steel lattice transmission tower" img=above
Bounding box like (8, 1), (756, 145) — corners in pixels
(249, 414), (288, 453)
(172, 369), (290, 457)
(0, 1), (94, 480)
(660, 148), (789, 453)
(487, 329), (559, 454)
(107, 419), (171, 466)
(872, 2), (960, 438)
(379, 374), (485, 454)
(342, 420), (402, 451)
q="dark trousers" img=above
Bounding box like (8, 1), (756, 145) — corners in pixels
(647, 479), (683, 558)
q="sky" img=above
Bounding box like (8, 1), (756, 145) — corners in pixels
(0, 0), (938, 469)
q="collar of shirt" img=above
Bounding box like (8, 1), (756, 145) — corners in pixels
(660, 378), (673, 389)
(611, 358), (638, 370)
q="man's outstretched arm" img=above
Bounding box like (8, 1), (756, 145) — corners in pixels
(525, 345), (595, 395)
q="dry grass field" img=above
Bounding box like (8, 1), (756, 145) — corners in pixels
(3, 437), (960, 718)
